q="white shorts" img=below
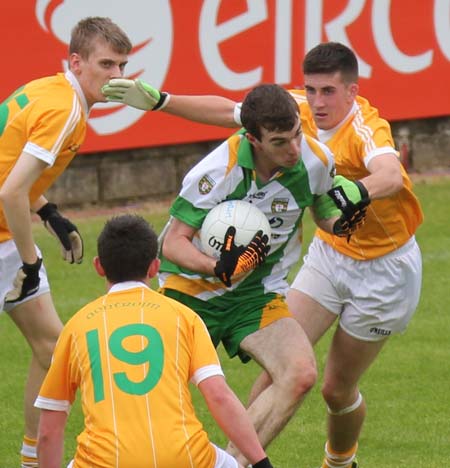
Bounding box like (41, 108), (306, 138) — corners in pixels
(0, 239), (50, 313)
(213, 444), (239, 468)
(67, 444), (238, 468)
(291, 236), (422, 341)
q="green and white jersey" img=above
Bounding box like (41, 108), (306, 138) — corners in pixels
(159, 132), (335, 299)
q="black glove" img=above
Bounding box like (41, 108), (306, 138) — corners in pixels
(328, 180), (370, 241)
(214, 226), (269, 287)
(253, 457), (274, 468)
(5, 258), (42, 303)
(37, 202), (83, 264)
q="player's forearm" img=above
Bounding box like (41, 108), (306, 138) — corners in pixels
(0, 191), (37, 263)
(37, 410), (67, 468)
(164, 95), (238, 127)
(200, 378), (267, 464)
(37, 436), (64, 468)
(37, 440), (63, 468)
(362, 154), (404, 199)
(31, 195), (49, 212)
(162, 236), (216, 275)
(314, 214), (340, 234)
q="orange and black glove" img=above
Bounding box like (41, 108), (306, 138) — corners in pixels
(214, 226), (269, 287)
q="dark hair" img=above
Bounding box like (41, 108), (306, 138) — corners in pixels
(240, 84), (299, 140)
(70, 17), (132, 59)
(303, 42), (358, 84)
(97, 214), (158, 283)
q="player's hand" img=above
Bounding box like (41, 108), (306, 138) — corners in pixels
(5, 258), (42, 303)
(327, 176), (370, 241)
(101, 78), (170, 111)
(214, 226), (270, 287)
(37, 203), (83, 264)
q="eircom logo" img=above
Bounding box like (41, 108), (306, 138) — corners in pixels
(35, 0), (173, 135)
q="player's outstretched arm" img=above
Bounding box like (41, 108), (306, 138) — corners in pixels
(102, 78), (238, 127)
(198, 375), (274, 468)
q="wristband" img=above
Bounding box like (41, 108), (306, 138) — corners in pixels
(153, 92), (171, 111)
(252, 457), (273, 468)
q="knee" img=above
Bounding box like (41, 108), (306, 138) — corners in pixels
(31, 334), (59, 370)
(321, 381), (359, 410)
(280, 358), (318, 399)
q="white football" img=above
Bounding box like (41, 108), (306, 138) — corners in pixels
(200, 200), (271, 259)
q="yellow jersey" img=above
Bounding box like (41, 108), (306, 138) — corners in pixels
(290, 90), (423, 260)
(0, 71), (87, 242)
(35, 282), (223, 468)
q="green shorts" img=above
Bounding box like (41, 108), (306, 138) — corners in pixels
(161, 288), (292, 363)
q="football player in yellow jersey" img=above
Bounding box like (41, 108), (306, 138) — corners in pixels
(35, 214), (275, 468)
(286, 43), (422, 468)
(104, 42), (423, 468)
(0, 17), (132, 467)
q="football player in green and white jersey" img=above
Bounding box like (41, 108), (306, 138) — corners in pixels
(155, 84), (367, 466)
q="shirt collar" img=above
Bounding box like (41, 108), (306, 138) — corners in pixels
(236, 131), (302, 178)
(317, 101), (358, 142)
(108, 281), (150, 293)
(64, 70), (90, 116)
(237, 134), (255, 169)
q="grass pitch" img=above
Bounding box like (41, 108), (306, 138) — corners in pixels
(0, 178), (448, 467)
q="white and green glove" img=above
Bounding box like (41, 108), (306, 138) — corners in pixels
(102, 79), (170, 111)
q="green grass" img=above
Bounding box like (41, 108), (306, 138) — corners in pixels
(0, 179), (449, 467)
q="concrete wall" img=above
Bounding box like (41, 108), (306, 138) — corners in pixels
(47, 140), (221, 208)
(391, 116), (450, 174)
(47, 117), (450, 208)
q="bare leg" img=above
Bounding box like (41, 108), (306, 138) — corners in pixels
(323, 326), (387, 452)
(227, 317), (317, 465)
(248, 289), (337, 406)
(8, 293), (62, 439)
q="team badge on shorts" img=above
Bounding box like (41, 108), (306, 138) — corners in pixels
(198, 174), (215, 194)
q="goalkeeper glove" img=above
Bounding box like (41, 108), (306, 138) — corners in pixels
(252, 458), (274, 468)
(37, 203), (83, 264)
(101, 78), (170, 111)
(327, 176), (370, 240)
(214, 227), (269, 287)
(5, 258), (42, 303)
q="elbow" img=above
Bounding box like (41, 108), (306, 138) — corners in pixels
(0, 185), (22, 205)
(392, 172), (404, 194)
(0, 186), (8, 204)
(206, 389), (234, 410)
(161, 239), (174, 263)
(383, 171), (404, 197)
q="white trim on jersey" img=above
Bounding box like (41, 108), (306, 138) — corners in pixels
(50, 92), (82, 156)
(34, 395), (71, 413)
(191, 365), (225, 386)
(23, 142), (55, 166)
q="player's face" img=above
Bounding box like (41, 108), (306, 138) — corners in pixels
(304, 71), (358, 130)
(248, 118), (302, 174)
(70, 39), (128, 108)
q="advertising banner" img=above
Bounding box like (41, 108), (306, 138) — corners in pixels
(1, 1), (449, 152)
